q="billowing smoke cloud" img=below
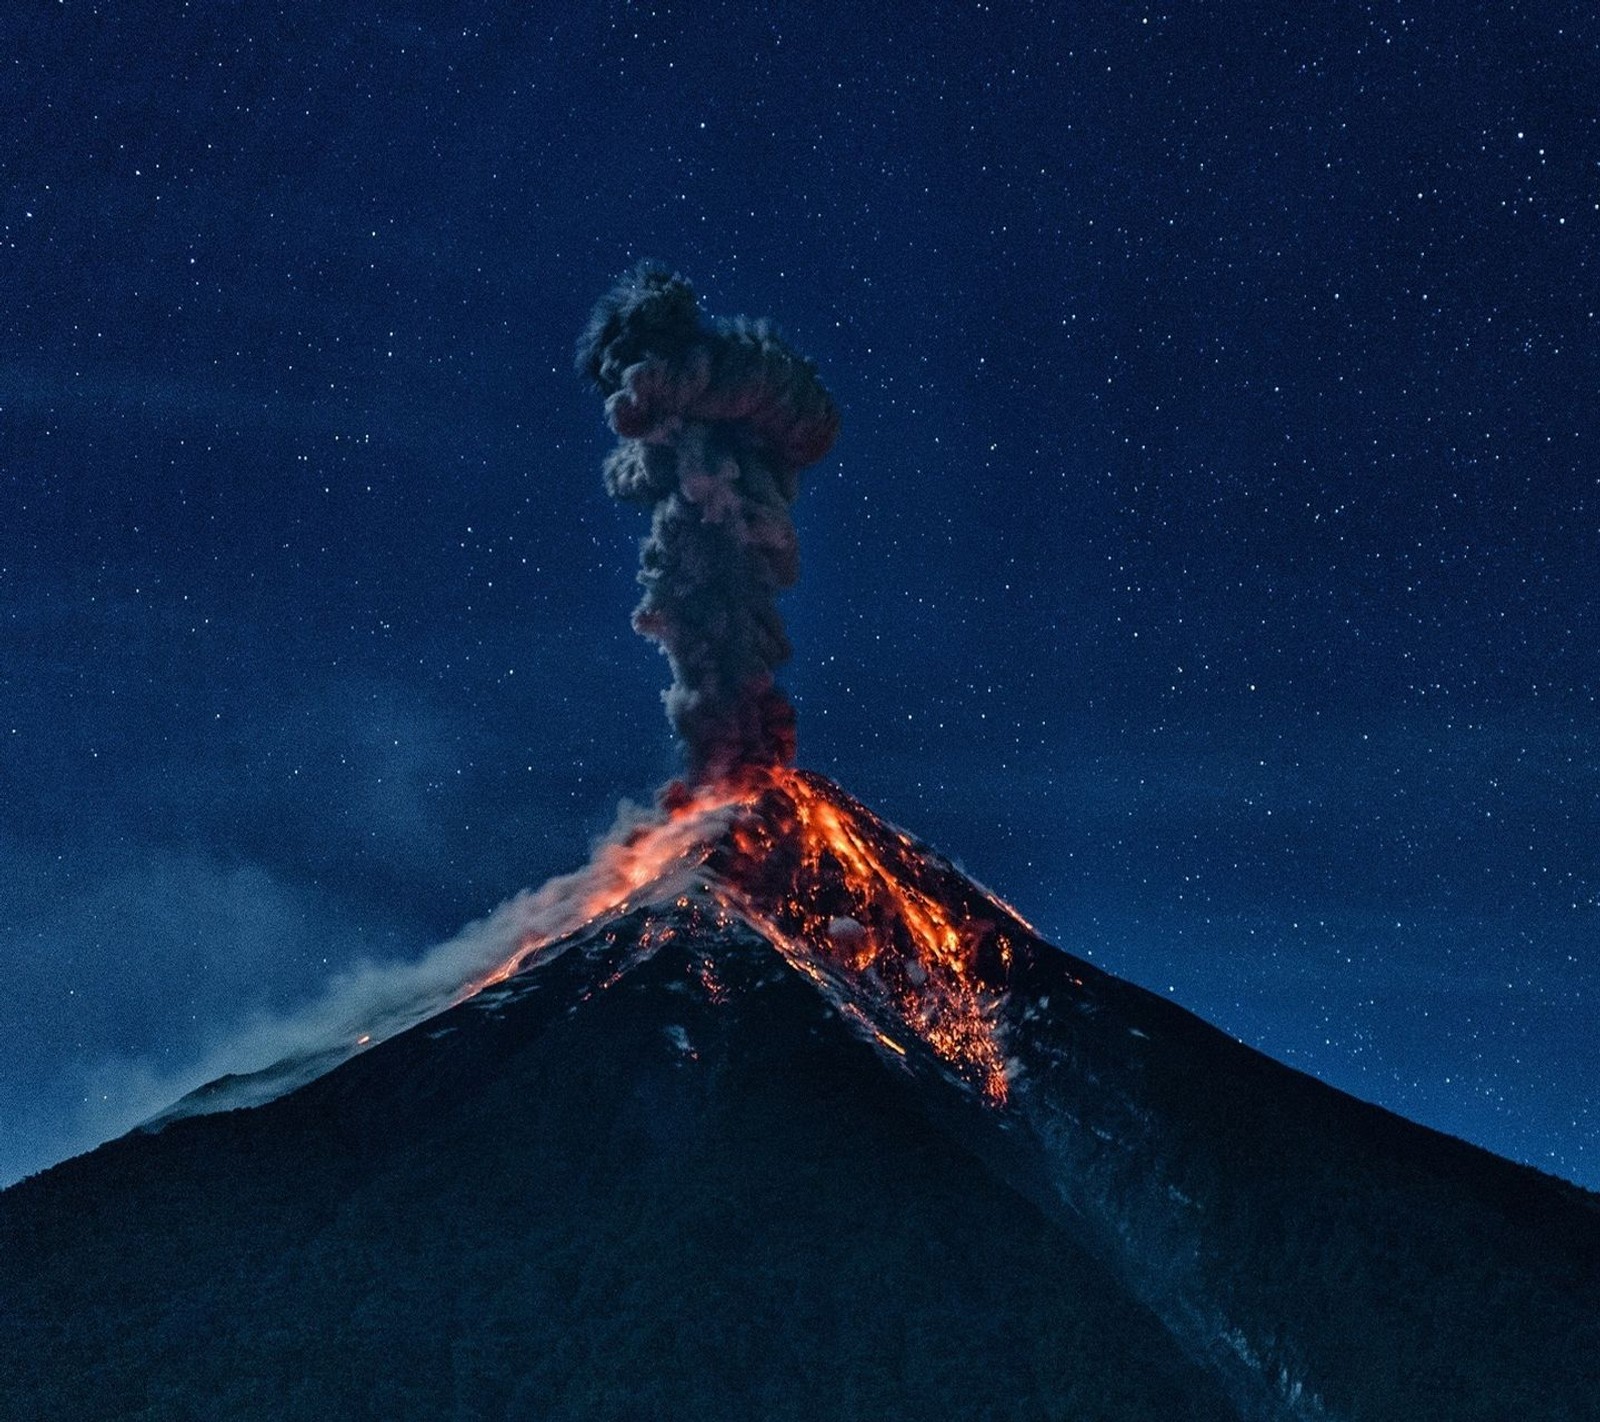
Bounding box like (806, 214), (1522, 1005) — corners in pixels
(578, 265), (840, 783)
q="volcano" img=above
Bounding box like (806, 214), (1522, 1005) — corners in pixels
(2, 769), (1596, 1421)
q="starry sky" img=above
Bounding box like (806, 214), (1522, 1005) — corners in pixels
(3, 1), (1595, 1190)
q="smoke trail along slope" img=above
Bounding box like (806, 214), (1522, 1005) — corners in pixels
(577, 266), (840, 782)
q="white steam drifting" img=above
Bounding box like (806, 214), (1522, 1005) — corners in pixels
(21, 794), (740, 1177)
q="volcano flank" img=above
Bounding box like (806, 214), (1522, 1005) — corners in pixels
(2, 771), (1597, 1420)
(3, 274), (1596, 1420)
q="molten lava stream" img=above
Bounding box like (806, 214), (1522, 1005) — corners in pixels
(719, 768), (1012, 1103)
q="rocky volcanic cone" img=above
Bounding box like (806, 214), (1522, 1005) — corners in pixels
(2, 771), (1596, 1421)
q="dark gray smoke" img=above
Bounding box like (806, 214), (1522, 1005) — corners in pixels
(578, 266), (840, 783)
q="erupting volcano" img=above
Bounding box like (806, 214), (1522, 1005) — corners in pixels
(3, 272), (1596, 1422)
(466, 767), (1020, 1105)
(459, 273), (1016, 1111)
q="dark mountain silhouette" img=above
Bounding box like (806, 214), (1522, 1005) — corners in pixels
(2, 770), (1596, 1420)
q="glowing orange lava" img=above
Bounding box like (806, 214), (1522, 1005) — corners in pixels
(465, 766), (1018, 1103)
(715, 768), (1014, 1103)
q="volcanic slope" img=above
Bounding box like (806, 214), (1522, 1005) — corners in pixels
(0, 906), (1235, 1421)
(2, 772), (1597, 1421)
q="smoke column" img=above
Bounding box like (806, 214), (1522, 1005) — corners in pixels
(578, 265), (840, 783)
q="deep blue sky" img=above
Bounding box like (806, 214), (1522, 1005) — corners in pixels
(3, 1), (1595, 1188)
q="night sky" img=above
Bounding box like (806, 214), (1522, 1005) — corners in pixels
(3, 2), (1595, 1190)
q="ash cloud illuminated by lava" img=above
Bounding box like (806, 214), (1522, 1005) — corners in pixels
(577, 265), (840, 783)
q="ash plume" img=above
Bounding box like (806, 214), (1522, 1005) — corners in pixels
(578, 265), (840, 783)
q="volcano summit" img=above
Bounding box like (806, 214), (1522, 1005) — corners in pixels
(1, 277), (1595, 1420)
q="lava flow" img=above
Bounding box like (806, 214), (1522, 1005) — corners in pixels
(713, 769), (1019, 1103)
(467, 768), (1022, 1103)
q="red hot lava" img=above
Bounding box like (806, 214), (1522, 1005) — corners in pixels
(712, 769), (1017, 1103)
(470, 768), (1021, 1103)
